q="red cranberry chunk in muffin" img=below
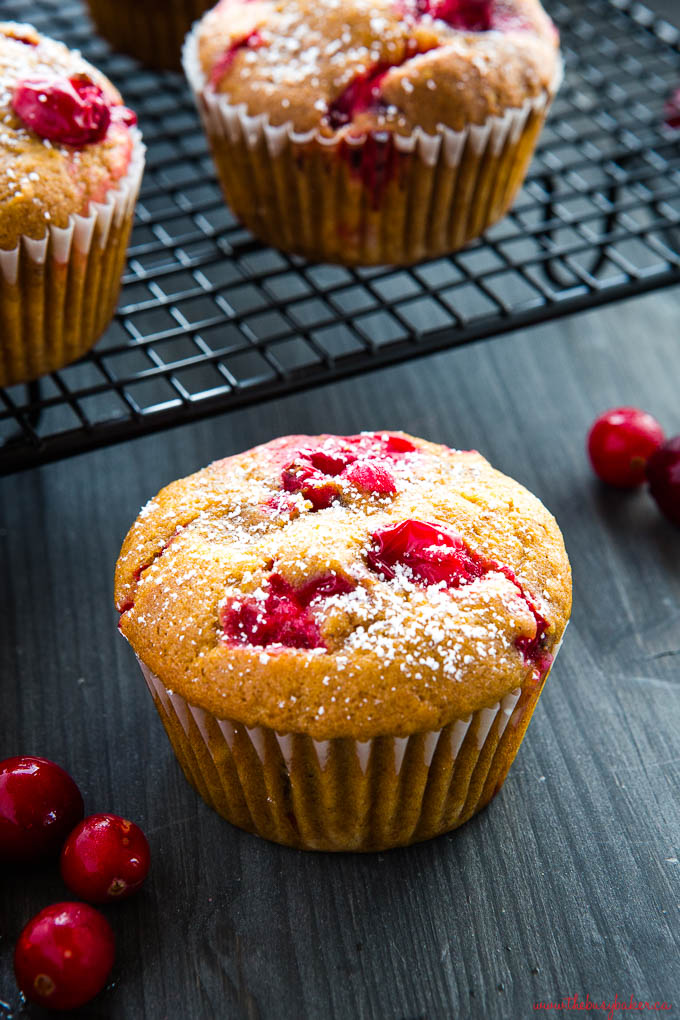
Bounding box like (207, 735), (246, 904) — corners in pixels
(280, 433), (412, 508)
(222, 572), (356, 649)
(367, 519), (550, 669)
(0, 22), (138, 248)
(115, 432), (571, 740)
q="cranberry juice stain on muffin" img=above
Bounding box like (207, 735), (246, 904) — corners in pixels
(115, 432), (571, 851)
(0, 23), (144, 386)
(184, 0), (560, 265)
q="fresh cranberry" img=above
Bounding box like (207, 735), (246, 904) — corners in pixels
(221, 572), (355, 649)
(587, 407), (665, 487)
(665, 88), (680, 130)
(12, 75), (134, 147)
(646, 436), (680, 526)
(14, 902), (114, 1012)
(346, 460), (396, 495)
(367, 519), (487, 585)
(0, 757), (84, 863)
(60, 814), (150, 904)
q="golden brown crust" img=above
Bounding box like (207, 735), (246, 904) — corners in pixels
(193, 0), (560, 135)
(115, 433), (572, 740)
(0, 23), (135, 249)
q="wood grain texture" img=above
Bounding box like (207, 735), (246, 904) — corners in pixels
(1, 286), (679, 1020)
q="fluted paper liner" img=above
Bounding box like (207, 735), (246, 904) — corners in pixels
(0, 130), (145, 387)
(183, 26), (562, 265)
(137, 654), (558, 852)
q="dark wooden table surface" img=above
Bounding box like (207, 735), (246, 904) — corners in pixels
(2, 4), (680, 1019)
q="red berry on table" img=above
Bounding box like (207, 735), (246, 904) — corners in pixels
(60, 813), (150, 903)
(646, 436), (680, 527)
(587, 407), (665, 487)
(14, 901), (114, 1011)
(665, 87), (680, 130)
(0, 756), (84, 863)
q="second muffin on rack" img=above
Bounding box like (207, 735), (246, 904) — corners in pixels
(0, 22), (144, 386)
(184, 0), (561, 265)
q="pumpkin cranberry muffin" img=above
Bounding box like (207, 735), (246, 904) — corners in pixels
(0, 23), (144, 387)
(85, 0), (213, 71)
(115, 432), (571, 852)
(183, 0), (561, 265)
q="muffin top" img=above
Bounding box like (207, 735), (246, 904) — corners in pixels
(189, 0), (560, 136)
(0, 22), (138, 249)
(115, 432), (571, 740)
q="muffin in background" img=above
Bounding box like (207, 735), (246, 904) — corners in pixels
(0, 22), (144, 387)
(184, 0), (561, 266)
(86, 0), (213, 70)
(115, 431), (572, 852)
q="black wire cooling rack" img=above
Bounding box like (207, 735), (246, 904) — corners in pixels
(2, 0), (679, 474)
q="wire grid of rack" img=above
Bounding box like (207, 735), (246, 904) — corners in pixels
(1, 0), (679, 474)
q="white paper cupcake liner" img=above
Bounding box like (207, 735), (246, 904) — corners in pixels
(137, 649), (560, 852)
(183, 26), (562, 265)
(0, 129), (145, 386)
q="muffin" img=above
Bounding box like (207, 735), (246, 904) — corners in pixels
(115, 432), (571, 852)
(183, 0), (561, 266)
(85, 0), (213, 71)
(0, 23), (145, 388)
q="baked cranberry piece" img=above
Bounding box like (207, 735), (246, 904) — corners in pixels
(512, 595), (549, 670)
(282, 458), (343, 509)
(281, 440), (355, 507)
(346, 460), (397, 496)
(345, 432), (417, 457)
(367, 520), (551, 668)
(587, 407), (665, 487)
(379, 433), (416, 454)
(418, 0), (493, 30)
(61, 814), (150, 903)
(262, 492), (303, 517)
(14, 902), (114, 1011)
(12, 75), (134, 147)
(5, 26), (39, 45)
(307, 448), (353, 475)
(281, 434), (411, 506)
(367, 519), (487, 585)
(209, 30), (266, 87)
(0, 756), (84, 863)
(222, 572), (355, 649)
(328, 65), (393, 129)
(646, 436), (680, 527)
